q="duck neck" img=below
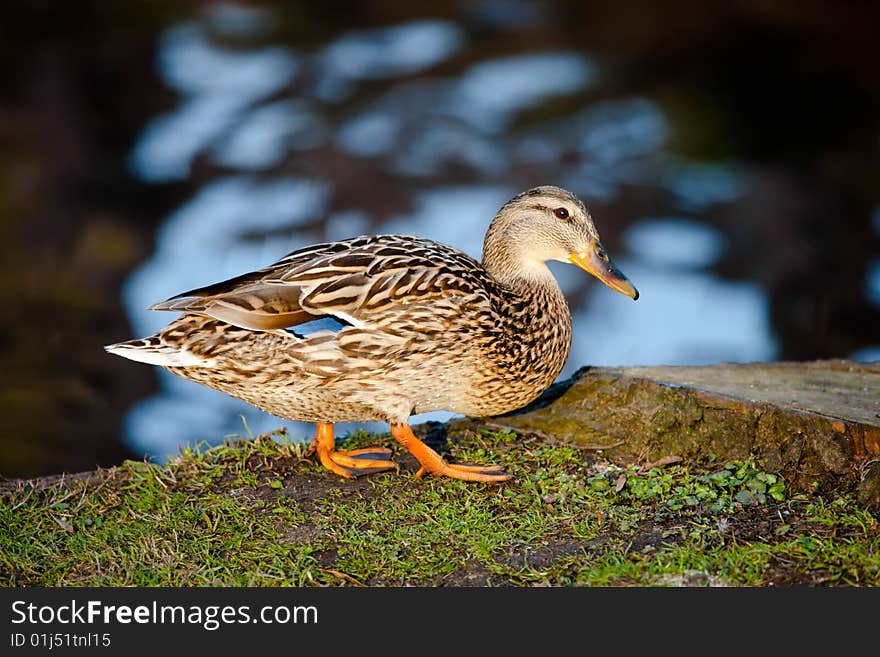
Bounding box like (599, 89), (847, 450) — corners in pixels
(481, 224), (572, 351)
(481, 261), (573, 408)
(482, 229), (559, 291)
(483, 245), (573, 368)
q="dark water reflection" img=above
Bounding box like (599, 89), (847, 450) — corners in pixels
(2, 0), (879, 475)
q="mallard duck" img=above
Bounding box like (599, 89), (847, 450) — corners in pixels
(107, 186), (637, 482)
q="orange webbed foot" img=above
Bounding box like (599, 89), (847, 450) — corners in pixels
(391, 424), (512, 483)
(314, 423), (398, 479)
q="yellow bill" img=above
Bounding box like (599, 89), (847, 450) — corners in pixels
(568, 240), (639, 300)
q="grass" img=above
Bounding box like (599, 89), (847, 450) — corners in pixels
(1, 427), (878, 586)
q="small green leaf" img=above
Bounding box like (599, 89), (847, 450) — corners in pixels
(590, 477), (609, 491)
(746, 479), (767, 494)
(769, 483), (786, 501)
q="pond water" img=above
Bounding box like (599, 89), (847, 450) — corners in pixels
(3, 1), (878, 475)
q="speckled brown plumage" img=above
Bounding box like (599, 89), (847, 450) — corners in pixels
(107, 186), (638, 482)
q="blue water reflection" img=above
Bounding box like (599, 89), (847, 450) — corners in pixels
(130, 22), (298, 181)
(662, 161), (747, 211)
(215, 100), (327, 168)
(856, 208), (880, 360)
(625, 218), (725, 269)
(576, 98), (667, 165)
(452, 53), (595, 131)
(122, 7), (791, 461)
(867, 259), (880, 306)
(320, 20), (463, 87)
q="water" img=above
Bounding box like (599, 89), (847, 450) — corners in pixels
(3, 0), (878, 475)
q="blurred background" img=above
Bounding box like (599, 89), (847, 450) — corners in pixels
(2, 0), (878, 478)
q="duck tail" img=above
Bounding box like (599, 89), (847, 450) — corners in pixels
(104, 336), (215, 367)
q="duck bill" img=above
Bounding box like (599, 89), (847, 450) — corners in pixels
(569, 241), (639, 300)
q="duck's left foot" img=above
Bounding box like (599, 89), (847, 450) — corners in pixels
(314, 423), (398, 478)
(391, 424), (512, 483)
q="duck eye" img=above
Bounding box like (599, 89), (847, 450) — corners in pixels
(554, 207), (569, 219)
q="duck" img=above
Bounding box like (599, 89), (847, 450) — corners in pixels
(106, 186), (638, 482)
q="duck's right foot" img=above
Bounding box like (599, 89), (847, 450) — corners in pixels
(313, 423), (398, 478)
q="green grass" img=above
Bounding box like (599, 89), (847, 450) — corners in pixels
(2, 428), (878, 586)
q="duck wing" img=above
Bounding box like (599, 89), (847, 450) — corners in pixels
(147, 235), (490, 332)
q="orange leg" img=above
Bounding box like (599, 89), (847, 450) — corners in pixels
(314, 422), (398, 478)
(390, 424), (511, 483)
